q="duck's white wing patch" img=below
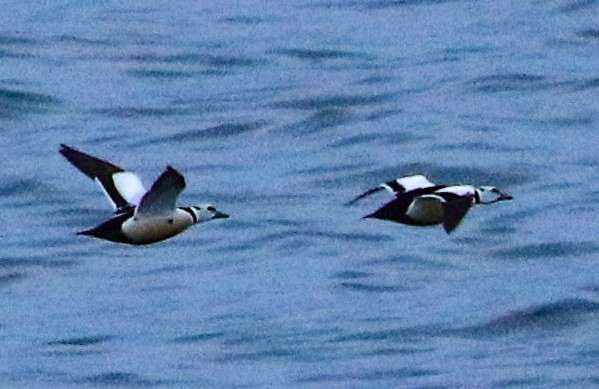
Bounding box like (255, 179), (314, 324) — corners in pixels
(436, 185), (476, 197)
(93, 172), (145, 212)
(134, 166), (186, 218)
(389, 174), (435, 193)
(347, 174), (435, 205)
(112, 171), (146, 206)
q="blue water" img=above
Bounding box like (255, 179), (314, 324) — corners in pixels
(1, 1), (598, 388)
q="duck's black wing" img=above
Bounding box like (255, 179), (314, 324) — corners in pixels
(347, 174), (436, 206)
(438, 192), (475, 233)
(60, 144), (145, 212)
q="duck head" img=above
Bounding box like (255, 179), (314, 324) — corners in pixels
(192, 204), (229, 222)
(475, 186), (513, 204)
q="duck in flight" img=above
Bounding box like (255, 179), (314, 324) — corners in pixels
(347, 174), (512, 233)
(60, 144), (228, 245)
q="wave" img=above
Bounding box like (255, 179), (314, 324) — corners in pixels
(0, 88), (58, 118)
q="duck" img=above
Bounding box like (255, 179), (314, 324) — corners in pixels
(347, 174), (512, 233)
(59, 144), (228, 245)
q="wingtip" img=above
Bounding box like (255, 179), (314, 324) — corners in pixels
(59, 143), (76, 152)
(165, 165), (183, 176)
(58, 143), (70, 155)
(165, 166), (185, 188)
(442, 224), (457, 234)
(345, 198), (359, 207)
(347, 186), (385, 206)
(442, 212), (465, 234)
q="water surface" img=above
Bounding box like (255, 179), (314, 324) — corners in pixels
(1, 0), (598, 388)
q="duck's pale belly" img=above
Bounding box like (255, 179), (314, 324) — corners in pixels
(122, 216), (192, 244)
(405, 196), (445, 225)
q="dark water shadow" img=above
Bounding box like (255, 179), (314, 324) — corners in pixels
(0, 255), (75, 289)
(577, 28), (599, 39)
(77, 372), (171, 387)
(337, 282), (409, 293)
(556, 0), (598, 13)
(0, 256), (75, 269)
(91, 106), (193, 118)
(0, 176), (64, 203)
(128, 121), (269, 147)
(47, 335), (114, 347)
(269, 92), (395, 111)
(0, 34), (37, 60)
(294, 367), (441, 385)
(125, 52), (263, 68)
(451, 298), (599, 338)
(44, 335), (115, 358)
(277, 108), (353, 134)
(466, 73), (555, 93)
(572, 77), (599, 91)
(126, 68), (196, 79)
(0, 272), (25, 286)
(272, 48), (373, 61)
(121, 52), (265, 78)
(307, 0), (458, 11)
(0, 87), (59, 118)
(0, 34), (37, 45)
(218, 15), (271, 25)
(161, 121), (268, 142)
(328, 298), (599, 345)
(50, 34), (116, 47)
(327, 129), (414, 149)
(492, 241), (598, 260)
(332, 270), (411, 293)
(172, 332), (226, 344)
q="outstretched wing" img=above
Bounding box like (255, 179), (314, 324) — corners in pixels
(438, 192), (475, 233)
(134, 166), (185, 218)
(347, 174), (436, 205)
(60, 144), (146, 212)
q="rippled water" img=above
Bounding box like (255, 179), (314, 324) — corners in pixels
(1, 1), (598, 388)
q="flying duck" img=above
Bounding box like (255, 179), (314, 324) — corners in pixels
(348, 174), (512, 233)
(59, 144), (228, 245)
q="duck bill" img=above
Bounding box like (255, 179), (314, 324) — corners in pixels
(214, 210), (230, 219)
(497, 190), (513, 201)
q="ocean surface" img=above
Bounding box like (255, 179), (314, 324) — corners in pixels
(1, 0), (598, 388)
